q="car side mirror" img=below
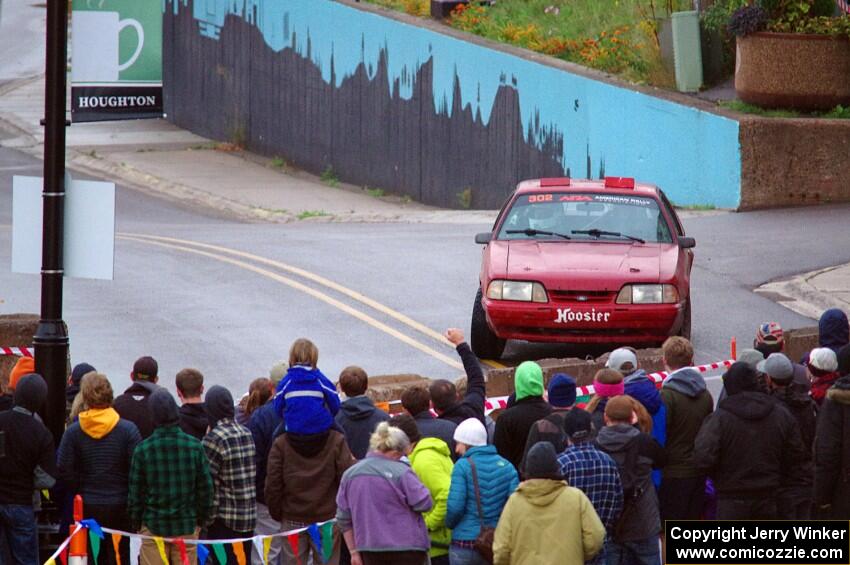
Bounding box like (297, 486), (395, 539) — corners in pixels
(678, 236), (696, 249)
(474, 233), (492, 244)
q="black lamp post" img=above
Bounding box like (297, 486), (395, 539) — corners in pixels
(35, 0), (71, 445)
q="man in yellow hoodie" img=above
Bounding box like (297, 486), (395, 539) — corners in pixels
(57, 373), (142, 565)
(494, 442), (605, 565)
(393, 414), (454, 565)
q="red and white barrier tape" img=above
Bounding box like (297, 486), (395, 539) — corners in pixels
(0, 347), (33, 357)
(482, 359), (734, 413)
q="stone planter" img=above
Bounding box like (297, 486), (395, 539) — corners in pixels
(735, 32), (850, 111)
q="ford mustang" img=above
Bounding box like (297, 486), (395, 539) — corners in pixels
(471, 177), (695, 359)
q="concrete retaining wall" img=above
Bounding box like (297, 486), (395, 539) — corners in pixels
(739, 118), (850, 209)
(162, 0), (741, 209)
(0, 314), (38, 389)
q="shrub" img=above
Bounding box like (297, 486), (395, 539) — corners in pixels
(727, 5), (768, 36)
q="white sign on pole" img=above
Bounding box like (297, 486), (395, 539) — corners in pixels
(12, 175), (116, 280)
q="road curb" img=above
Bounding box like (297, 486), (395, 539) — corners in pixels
(755, 265), (848, 320)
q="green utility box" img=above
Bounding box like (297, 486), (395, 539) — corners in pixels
(669, 11), (704, 92)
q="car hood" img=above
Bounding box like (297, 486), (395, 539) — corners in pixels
(492, 240), (676, 291)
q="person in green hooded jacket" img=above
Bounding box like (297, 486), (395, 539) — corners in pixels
(494, 361), (552, 472)
(392, 414), (454, 564)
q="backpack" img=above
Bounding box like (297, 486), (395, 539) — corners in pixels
(598, 437), (643, 543)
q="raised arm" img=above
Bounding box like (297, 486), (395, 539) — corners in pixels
(447, 328), (486, 418)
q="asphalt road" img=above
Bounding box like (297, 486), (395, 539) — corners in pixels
(2, 145), (849, 396)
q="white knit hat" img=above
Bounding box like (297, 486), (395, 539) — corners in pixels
(453, 418), (487, 447)
(809, 347), (838, 372)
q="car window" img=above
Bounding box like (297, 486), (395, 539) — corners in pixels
(497, 192), (673, 243)
(658, 190), (685, 237)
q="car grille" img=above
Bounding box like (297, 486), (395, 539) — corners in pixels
(548, 290), (617, 303)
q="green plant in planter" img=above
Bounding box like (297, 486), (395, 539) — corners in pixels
(702, 0), (749, 34)
(728, 0), (850, 37)
(727, 4), (768, 36)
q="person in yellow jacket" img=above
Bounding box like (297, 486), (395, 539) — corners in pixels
(493, 442), (605, 565)
(393, 414), (454, 565)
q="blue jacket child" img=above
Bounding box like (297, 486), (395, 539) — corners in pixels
(273, 364), (341, 435)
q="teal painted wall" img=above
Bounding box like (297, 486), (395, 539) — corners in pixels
(165, 0), (741, 208)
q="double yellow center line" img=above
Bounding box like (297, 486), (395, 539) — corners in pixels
(118, 233), (506, 371)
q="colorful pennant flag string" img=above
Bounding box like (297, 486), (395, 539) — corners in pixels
(233, 540), (247, 565)
(197, 543), (209, 565)
(154, 537), (169, 565)
(88, 529), (102, 563)
(175, 538), (190, 565)
(212, 543), (228, 565)
(43, 518), (336, 565)
(112, 533), (123, 565)
(287, 533), (302, 565)
(41, 524), (82, 565)
(321, 521), (334, 563)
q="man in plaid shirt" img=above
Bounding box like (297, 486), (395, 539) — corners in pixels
(129, 389), (213, 564)
(203, 385), (257, 564)
(557, 409), (623, 565)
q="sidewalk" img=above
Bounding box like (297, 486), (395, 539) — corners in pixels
(0, 75), (498, 224)
(756, 264), (850, 320)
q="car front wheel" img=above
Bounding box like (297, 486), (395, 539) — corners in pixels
(470, 288), (506, 360)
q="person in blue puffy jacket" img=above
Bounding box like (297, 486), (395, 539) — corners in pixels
(446, 418), (519, 565)
(273, 338), (341, 435)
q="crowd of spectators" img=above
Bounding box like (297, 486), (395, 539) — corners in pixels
(0, 307), (848, 565)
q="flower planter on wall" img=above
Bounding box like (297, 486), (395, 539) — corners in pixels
(735, 32), (850, 111)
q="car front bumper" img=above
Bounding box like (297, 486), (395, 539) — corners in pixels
(483, 297), (685, 345)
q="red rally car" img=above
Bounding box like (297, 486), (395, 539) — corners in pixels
(471, 177), (695, 359)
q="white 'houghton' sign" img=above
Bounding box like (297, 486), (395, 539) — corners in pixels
(11, 175), (115, 280)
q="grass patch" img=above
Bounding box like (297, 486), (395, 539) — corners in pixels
(682, 203), (716, 211)
(270, 156), (289, 170)
(720, 100), (850, 120)
(365, 186), (386, 198)
(457, 187), (473, 209)
(255, 206), (290, 215)
(297, 209), (331, 220)
(364, 0), (692, 86)
(718, 100), (802, 118)
(188, 142), (218, 151)
(822, 105), (850, 120)
(321, 166), (339, 187)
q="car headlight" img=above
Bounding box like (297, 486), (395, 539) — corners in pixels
(487, 280), (548, 303)
(616, 284), (679, 304)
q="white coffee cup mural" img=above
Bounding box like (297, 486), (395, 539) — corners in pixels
(72, 11), (144, 82)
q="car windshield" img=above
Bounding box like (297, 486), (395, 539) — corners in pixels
(497, 192), (673, 244)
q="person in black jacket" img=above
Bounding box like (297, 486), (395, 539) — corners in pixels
(595, 395), (666, 565)
(814, 345), (850, 519)
(760, 353), (817, 519)
(247, 390), (284, 565)
(65, 362), (96, 421)
(401, 386), (457, 454)
(0, 373), (56, 565)
(694, 362), (807, 520)
(430, 328), (486, 425)
(113, 356), (160, 439)
(335, 366), (390, 459)
(494, 361), (552, 472)
(519, 373), (576, 474)
(176, 368), (207, 440)
(57, 373), (141, 565)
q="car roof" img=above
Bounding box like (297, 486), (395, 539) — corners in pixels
(515, 178), (660, 199)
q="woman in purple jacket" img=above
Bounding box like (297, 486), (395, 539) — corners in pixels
(336, 421), (433, 565)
